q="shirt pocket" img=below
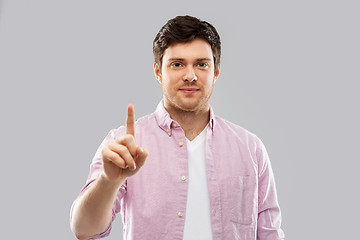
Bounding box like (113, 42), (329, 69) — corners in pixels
(230, 175), (257, 224)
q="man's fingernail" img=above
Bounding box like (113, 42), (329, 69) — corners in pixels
(139, 147), (144, 153)
(132, 165), (137, 170)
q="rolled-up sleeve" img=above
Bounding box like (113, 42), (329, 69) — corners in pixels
(72, 127), (127, 239)
(256, 138), (285, 240)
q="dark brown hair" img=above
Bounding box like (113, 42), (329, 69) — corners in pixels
(153, 15), (221, 72)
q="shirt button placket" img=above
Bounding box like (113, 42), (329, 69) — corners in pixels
(174, 127), (186, 227)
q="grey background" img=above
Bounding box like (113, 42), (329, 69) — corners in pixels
(0, 0), (359, 239)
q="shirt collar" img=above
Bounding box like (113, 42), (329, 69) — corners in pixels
(154, 99), (216, 136)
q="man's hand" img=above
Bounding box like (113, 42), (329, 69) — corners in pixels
(101, 104), (148, 184)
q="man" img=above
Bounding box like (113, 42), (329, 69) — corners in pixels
(70, 15), (285, 240)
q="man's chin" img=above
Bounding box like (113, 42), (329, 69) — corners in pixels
(164, 96), (209, 113)
(176, 100), (206, 112)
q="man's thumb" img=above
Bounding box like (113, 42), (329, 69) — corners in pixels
(135, 146), (148, 169)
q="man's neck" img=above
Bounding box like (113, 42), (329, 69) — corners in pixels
(164, 103), (210, 141)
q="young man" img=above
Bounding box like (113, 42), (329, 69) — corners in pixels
(70, 15), (285, 240)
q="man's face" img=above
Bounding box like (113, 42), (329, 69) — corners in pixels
(154, 38), (220, 113)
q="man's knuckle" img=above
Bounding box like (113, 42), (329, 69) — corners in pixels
(115, 136), (124, 143)
(118, 147), (128, 155)
(124, 134), (133, 142)
(101, 148), (107, 155)
(123, 134), (129, 142)
(102, 147), (111, 156)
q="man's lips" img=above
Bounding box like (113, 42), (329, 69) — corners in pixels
(179, 88), (199, 94)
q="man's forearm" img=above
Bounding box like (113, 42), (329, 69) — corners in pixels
(70, 174), (125, 239)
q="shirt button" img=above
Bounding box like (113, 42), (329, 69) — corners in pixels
(179, 141), (184, 147)
(181, 176), (186, 181)
(178, 212), (183, 217)
(173, 123), (177, 127)
(166, 128), (170, 133)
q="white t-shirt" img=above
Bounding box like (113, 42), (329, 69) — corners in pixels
(183, 126), (213, 240)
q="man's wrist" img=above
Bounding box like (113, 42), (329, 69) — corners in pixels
(99, 172), (126, 190)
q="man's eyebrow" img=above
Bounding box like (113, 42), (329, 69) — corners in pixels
(167, 58), (185, 61)
(196, 58), (212, 61)
(166, 57), (212, 62)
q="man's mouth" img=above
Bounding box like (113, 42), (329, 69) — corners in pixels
(179, 88), (199, 94)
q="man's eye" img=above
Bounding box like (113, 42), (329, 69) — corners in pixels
(172, 63), (182, 67)
(198, 63), (208, 68)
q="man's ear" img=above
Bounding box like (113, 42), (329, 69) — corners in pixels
(154, 63), (162, 84)
(214, 64), (220, 83)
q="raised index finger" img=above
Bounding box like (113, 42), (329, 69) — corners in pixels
(126, 104), (135, 136)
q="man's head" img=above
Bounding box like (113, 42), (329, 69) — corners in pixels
(153, 15), (221, 73)
(153, 16), (221, 114)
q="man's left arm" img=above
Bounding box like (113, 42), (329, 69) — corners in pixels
(256, 138), (285, 240)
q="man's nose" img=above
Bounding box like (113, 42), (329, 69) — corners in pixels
(183, 66), (197, 82)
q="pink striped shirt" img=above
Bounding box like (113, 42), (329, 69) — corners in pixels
(80, 101), (285, 239)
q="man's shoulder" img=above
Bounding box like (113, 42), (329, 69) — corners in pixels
(214, 115), (261, 143)
(135, 111), (157, 127)
(214, 116), (268, 159)
(214, 115), (252, 134)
